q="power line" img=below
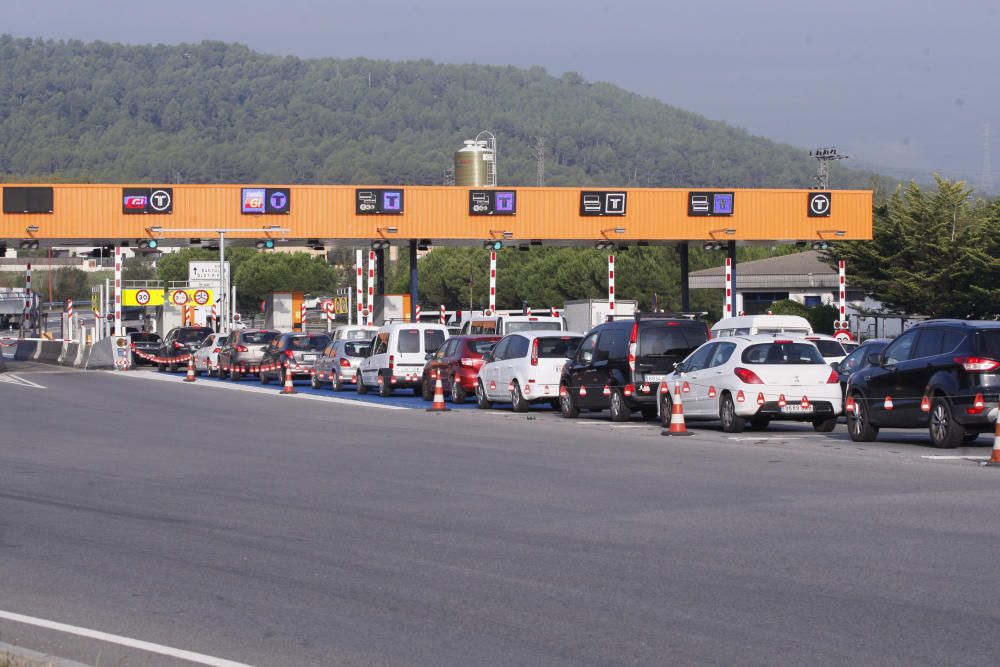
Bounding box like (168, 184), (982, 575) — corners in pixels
(809, 146), (849, 189)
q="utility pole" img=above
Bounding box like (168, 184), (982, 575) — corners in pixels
(809, 147), (849, 189)
(534, 136), (546, 187)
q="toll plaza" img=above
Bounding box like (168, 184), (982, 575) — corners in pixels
(1, 183), (872, 332)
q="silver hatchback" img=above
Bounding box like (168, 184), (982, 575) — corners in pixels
(312, 339), (370, 391)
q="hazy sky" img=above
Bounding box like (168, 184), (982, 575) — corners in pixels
(6, 0), (999, 188)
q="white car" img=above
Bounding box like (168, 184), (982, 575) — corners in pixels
(357, 322), (450, 396)
(659, 335), (843, 433)
(802, 334), (848, 365)
(476, 331), (584, 412)
(192, 333), (225, 376)
(333, 325), (378, 342)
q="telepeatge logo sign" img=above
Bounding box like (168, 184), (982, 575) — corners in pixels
(122, 188), (172, 214)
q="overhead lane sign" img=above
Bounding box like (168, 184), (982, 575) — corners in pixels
(356, 189), (404, 215)
(122, 188), (173, 214)
(469, 190), (517, 216)
(808, 192), (832, 217)
(688, 191), (734, 216)
(580, 191), (627, 216)
(122, 289), (165, 307)
(241, 187), (291, 214)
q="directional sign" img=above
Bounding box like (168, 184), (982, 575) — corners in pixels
(355, 188), (404, 215)
(688, 191), (734, 216)
(808, 192), (832, 217)
(122, 188), (173, 214)
(469, 190), (517, 216)
(580, 191), (627, 216)
(267, 189), (290, 213)
(241, 187), (291, 214)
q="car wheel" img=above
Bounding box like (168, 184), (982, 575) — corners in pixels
(750, 417), (771, 430)
(812, 417), (837, 433)
(311, 373), (321, 389)
(356, 372), (368, 394)
(847, 392), (878, 442)
(659, 391), (673, 428)
(609, 389), (630, 422)
(169, 362), (178, 373)
(157, 363), (165, 373)
(421, 376), (434, 401)
(259, 370), (270, 385)
(379, 375), (393, 397)
(719, 393), (746, 433)
(559, 385), (579, 418)
(476, 380), (493, 409)
(331, 372), (343, 392)
(451, 376), (467, 404)
(511, 381), (529, 413)
(930, 396), (964, 449)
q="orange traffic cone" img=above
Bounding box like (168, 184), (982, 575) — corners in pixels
(280, 362), (297, 395)
(661, 381), (693, 436)
(184, 355), (196, 382)
(986, 411), (1000, 466)
(427, 373), (450, 412)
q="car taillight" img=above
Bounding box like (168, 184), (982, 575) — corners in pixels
(213, 348), (220, 353)
(339, 358), (351, 367)
(628, 322), (637, 373)
(235, 345), (248, 352)
(389, 354), (395, 369)
(734, 367), (764, 384)
(130, 343), (136, 350)
(460, 357), (475, 367)
(826, 369), (839, 384)
(954, 356), (1000, 372)
(530, 339), (539, 366)
(284, 350), (294, 358)
(174, 342), (183, 349)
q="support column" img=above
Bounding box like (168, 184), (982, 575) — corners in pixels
(355, 249), (363, 326)
(726, 240), (737, 317)
(488, 251), (497, 316)
(608, 254), (615, 318)
(366, 249), (376, 326)
(409, 239), (418, 323)
(114, 246), (123, 337)
(678, 242), (690, 313)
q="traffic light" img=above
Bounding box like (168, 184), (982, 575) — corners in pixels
(483, 240), (503, 251)
(137, 239), (158, 250)
(256, 239), (275, 250)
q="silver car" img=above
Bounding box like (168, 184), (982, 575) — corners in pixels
(312, 339), (370, 391)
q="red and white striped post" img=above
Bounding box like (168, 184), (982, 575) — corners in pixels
(366, 249), (376, 326)
(300, 302), (307, 330)
(488, 251), (497, 316)
(724, 257), (734, 317)
(608, 254), (615, 317)
(838, 259), (847, 327)
(550, 306), (558, 318)
(211, 303), (218, 331)
(415, 304), (421, 322)
(114, 246), (123, 336)
(525, 305), (532, 317)
(439, 304), (446, 324)
(66, 299), (73, 333)
(23, 263), (32, 330)
(355, 249), (363, 326)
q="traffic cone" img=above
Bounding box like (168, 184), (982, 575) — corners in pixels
(184, 355), (196, 382)
(661, 382), (693, 436)
(427, 373), (450, 412)
(280, 362), (297, 395)
(986, 412), (1000, 466)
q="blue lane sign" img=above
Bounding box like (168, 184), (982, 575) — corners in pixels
(356, 189), (405, 215)
(688, 191), (735, 216)
(469, 190), (517, 215)
(241, 187), (291, 214)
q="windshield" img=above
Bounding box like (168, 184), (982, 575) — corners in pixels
(178, 328), (213, 343)
(130, 333), (160, 343)
(810, 339), (846, 357)
(506, 321), (562, 333)
(537, 336), (581, 358)
(742, 342), (826, 365)
(467, 340), (497, 355)
(342, 341), (367, 357)
(287, 335), (330, 351)
(240, 331), (278, 345)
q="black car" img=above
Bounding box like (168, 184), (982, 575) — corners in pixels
(217, 329), (280, 380)
(845, 320), (1000, 447)
(128, 332), (161, 366)
(258, 332), (332, 383)
(157, 326), (214, 372)
(832, 338), (892, 400)
(559, 314), (709, 421)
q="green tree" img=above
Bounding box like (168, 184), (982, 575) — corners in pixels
(233, 252), (340, 310)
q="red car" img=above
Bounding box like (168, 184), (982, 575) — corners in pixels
(421, 335), (501, 404)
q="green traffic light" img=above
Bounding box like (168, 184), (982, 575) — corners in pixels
(147, 239), (158, 249)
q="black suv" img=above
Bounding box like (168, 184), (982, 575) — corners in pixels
(846, 320), (1000, 447)
(157, 326), (214, 372)
(559, 314), (709, 421)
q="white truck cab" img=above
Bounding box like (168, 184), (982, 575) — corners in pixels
(710, 314), (813, 339)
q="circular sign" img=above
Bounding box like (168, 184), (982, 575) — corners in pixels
(135, 289), (150, 305)
(149, 189), (172, 212)
(808, 192), (831, 217)
(194, 289), (210, 305)
(232, 312), (242, 322)
(171, 290), (189, 306)
(323, 300), (334, 314)
(115, 337), (128, 348)
(834, 330), (854, 343)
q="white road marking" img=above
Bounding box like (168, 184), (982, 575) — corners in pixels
(0, 374), (46, 389)
(920, 455), (989, 461)
(0, 610), (254, 667)
(728, 436), (803, 441)
(106, 370), (408, 410)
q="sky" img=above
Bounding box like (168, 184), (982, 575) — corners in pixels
(6, 0), (999, 190)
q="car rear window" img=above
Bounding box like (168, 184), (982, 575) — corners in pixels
(742, 342), (825, 365)
(130, 333), (160, 342)
(506, 320), (562, 333)
(424, 329), (446, 353)
(537, 336), (582, 358)
(177, 328), (213, 343)
(397, 330), (421, 353)
(978, 330), (1000, 358)
(467, 340), (496, 355)
(343, 341), (367, 357)
(288, 335), (330, 351)
(638, 324), (706, 358)
(810, 339), (846, 357)
(344, 329), (374, 340)
(241, 331), (278, 345)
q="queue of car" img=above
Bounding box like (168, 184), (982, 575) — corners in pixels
(156, 314), (999, 449)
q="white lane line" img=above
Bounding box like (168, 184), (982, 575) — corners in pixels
(0, 374), (46, 389)
(0, 610), (254, 667)
(921, 455), (989, 461)
(105, 370), (408, 410)
(728, 436), (802, 441)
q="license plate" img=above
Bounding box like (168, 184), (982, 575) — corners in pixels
(645, 374), (668, 383)
(303, 354), (317, 362)
(781, 404), (814, 414)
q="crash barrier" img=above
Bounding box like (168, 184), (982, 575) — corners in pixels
(13, 341), (36, 361)
(38, 341), (62, 364)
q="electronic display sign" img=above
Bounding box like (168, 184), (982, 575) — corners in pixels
(808, 192), (831, 217)
(241, 187), (291, 214)
(355, 189), (404, 215)
(122, 188), (173, 214)
(688, 191), (734, 216)
(3, 187), (54, 214)
(469, 190), (517, 216)
(579, 191), (627, 216)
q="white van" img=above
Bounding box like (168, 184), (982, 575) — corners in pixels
(357, 322), (450, 397)
(710, 314), (813, 339)
(460, 315), (566, 336)
(333, 324), (378, 342)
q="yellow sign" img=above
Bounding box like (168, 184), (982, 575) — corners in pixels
(168, 289), (216, 307)
(332, 296), (349, 314)
(121, 288), (216, 307)
(123, 288), (165, 307)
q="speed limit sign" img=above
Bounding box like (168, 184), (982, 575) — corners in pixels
(171, 290), (189, 306)
(135, 289), (151, 305)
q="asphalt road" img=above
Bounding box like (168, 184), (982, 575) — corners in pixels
(1, 362), (999, 666)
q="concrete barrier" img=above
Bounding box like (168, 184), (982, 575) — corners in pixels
(38, 341), (63, 363)
(14, 341), (38, 361)
(62, 343), (80, 367)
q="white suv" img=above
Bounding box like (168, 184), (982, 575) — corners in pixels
(357, 323), (450, 397)
(476, 330), (584, 412)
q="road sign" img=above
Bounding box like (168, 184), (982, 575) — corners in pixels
(193, 289), (210, 305)
(834, 329), (853, 343)
(809, 192), (832, 217)
(188, 262), (230, 289)
(355, 188), (404, 214)
(580, 191), (627, 216)
(135, 289), (150, 305)
(323, 300), (334, 315)
(688, 191), (735, 216)
(469, 190), (517, 216)
(171, 290), (189, 306)
(121, 187), (173, 214)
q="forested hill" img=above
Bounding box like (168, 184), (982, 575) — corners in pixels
(0, 36), (872, 188)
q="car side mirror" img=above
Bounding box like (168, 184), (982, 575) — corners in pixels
(867, 352), (883, 366)
(829, 361), (840, 372)
(424, 352), (433, 360)
(482, 352), (494, 363)
(674, 361), (686, 373)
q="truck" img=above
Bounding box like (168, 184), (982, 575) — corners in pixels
(562, 299), (638, 335)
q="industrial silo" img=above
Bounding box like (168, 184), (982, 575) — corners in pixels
(454, 132), (497, 186)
